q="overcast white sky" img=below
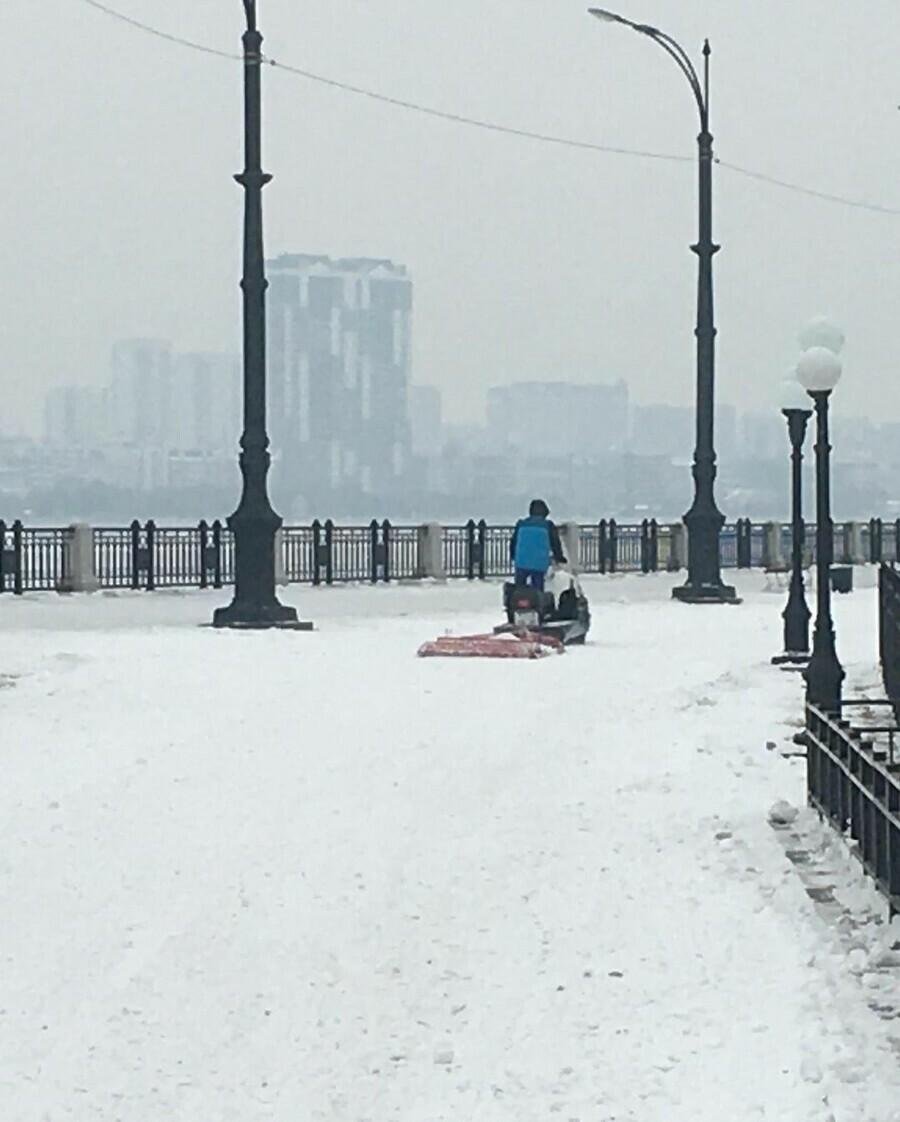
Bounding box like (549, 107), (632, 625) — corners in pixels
(4, 0), (900, 435)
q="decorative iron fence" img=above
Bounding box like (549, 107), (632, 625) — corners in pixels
(0, 515), (896, 595)
(0, 521), (69, 593)
(805, 700), (900, 917)
(879, 564), (900, 724)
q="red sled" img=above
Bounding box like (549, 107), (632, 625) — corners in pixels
(417, 630), (565, 659)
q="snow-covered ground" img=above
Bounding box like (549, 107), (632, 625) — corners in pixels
(2, 571), (898, 1121)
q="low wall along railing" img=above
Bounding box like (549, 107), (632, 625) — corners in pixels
(0, 515), (898, 595)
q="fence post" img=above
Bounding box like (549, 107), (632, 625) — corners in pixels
(761, 522), (783, 569)
(477, 519), (487, 580)
(212, 519), (223, 589)
(57, 524), (99, 593)
(274, 528), (289, 587)
(668, 523), (686, 571)
(199, 520), (209, 589)
(324, 519), (334, 585)
(416, 523), (445, 579)
(369, 519), (380, 584)
(0, 519), (6, 594)
(640, 519), (650, 574)
(608, 518), (618, 574)
(869, 518), (882, 564)
(12, 520), (23, 595)
(130, 520), (141, 590)
(650, 518), (659, 572)
(382, 519), (392, 583)
(311, 519), (322, 586)
(465, 519), (476, 580)
(598, 520), (608, 575)
(844, 521), (864, 565)
(146, 520), (156, 591)
(736, 519), (752, 569)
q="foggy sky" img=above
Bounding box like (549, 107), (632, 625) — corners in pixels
(5, 0), (900, 435)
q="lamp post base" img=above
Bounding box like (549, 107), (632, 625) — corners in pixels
(212, 614), (314, 631)
(212, 601), (311, 630)
(771, 651), (810, 668)
(672, 581), (740, 605)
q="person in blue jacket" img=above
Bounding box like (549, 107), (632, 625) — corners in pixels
(510, 498), (567, 591)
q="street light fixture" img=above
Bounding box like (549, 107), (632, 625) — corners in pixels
(213, 1), (310, 630)
(796, 336), (845, 710)
(588, 8), (736, 603)
(772, 375), (812, 666)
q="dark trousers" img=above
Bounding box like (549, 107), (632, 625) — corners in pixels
(514, 568), (545, 591)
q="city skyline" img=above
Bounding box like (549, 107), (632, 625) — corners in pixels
(4, 1), (900, 437)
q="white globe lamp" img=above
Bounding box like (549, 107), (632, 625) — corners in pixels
(796, 346), (842, 394)
(779, 375), (812, 413)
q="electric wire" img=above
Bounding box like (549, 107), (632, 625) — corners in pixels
(74, 0), (900, 217)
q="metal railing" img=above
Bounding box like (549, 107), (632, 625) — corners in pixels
(879, 564), (900, 724)
(1, 515), (897, 595)
(0, 521), (69, 593)
(806, 700), (900, 917)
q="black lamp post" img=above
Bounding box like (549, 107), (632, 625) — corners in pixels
(588, 8), (735, 603)
(772, 379), (812, 666)
(796, 343), (845, 711)
(214, 1), (309, 629)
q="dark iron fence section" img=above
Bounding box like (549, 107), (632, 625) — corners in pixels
(806, 701), (900, 917)
(879, 564), (900, 724)
(1, 516), (896, 595)
(386, 522), (419, 580)
(95, 526), (138, 589)
(282, 524), (316, 584)
(0, 521), (70, 593)
(442, 524), (471, 579)
(482, 523), (513, 578)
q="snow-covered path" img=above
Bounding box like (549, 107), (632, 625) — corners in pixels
(2, 574), (898, 1120)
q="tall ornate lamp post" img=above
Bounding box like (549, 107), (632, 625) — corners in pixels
(772, 377), (812, 666)
(588, 8), (735, 603)
(796, 334), (845, 711)
(214, 1), (309, 629)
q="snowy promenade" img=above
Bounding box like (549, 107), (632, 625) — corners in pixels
(2, 573), (899, 1121)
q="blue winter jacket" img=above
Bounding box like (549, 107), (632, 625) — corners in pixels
(511, 515), (565, 572)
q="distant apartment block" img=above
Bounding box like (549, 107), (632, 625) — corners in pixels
(44, 384), (110, 448)
(409, 385), (443, 457)
(110, 338), (172, 447)
(486, 380), (630, 457)
(267, 254), (412, 500)
(170, 353), (241, 454)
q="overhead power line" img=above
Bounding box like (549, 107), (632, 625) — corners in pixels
(77, 0), (240, 61)
(75, 0), (900, 216)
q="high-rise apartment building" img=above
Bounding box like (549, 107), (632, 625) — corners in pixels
(486, 380), (630, 457)
(267, 254), (412, 500)
(409, 385), (443, 457)
(110, 339), (173, 448)
(170, 353), (241, 453)
(44, 385), (110, 447)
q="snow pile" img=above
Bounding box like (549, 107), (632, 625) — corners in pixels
(1, 572), (898, 1120)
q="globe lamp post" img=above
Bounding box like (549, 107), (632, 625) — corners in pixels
(796, 339), (845, 711)
(772, 376), (812, 666)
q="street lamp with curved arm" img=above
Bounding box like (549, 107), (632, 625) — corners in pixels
(588, 9), (707, 128)
(587, 8), (733, 603)
(214, 0), (307, 629)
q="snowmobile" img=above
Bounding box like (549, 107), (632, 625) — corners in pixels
(417, 569), (590, 659)
(495, 570), (591, 646)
